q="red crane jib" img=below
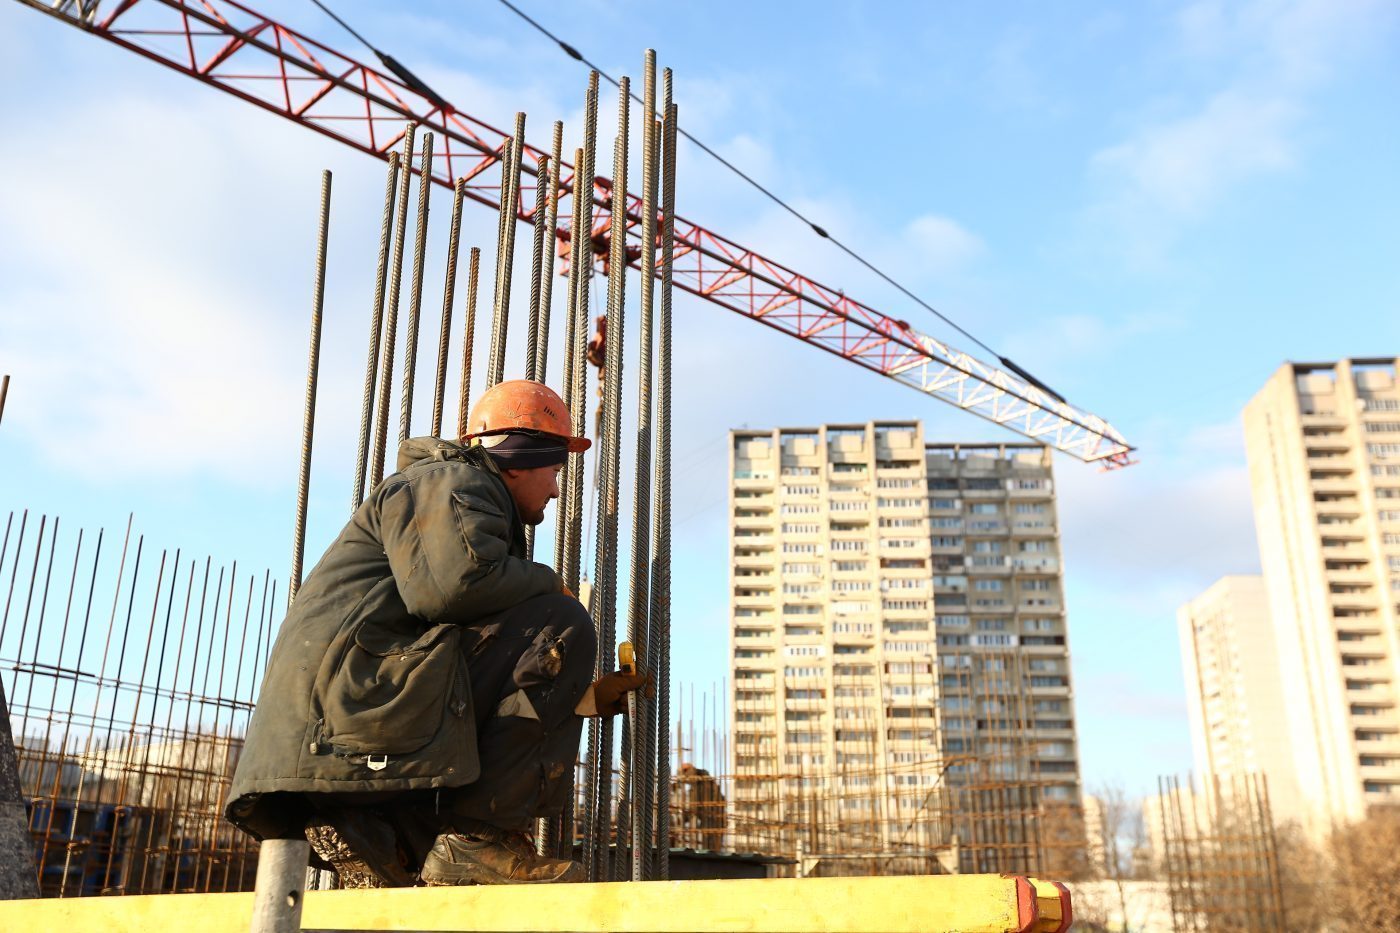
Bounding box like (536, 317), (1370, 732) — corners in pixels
(16, 0), (1134, 466)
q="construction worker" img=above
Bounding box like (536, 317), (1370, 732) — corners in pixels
(226, 380), (648, 887)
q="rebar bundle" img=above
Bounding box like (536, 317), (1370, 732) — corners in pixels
(1, 511), (276, 897)
(1157, 773), (1285, 932)
(4, 54), (683, 898)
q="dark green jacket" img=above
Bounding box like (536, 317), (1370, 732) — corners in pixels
(226, 438), (560, 840)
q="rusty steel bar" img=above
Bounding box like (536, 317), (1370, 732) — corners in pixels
(534, 122), (564, 384)
(399, 133), (434, 444)
(351, 152), (400, 509)
(628, 50), (661, 882)
(525, 153), (549, 383)
(0, 374), (9, 425)
(653, 77), (677, 879)
(457, 246), (482, 440)
(486, 113), (526, 389)
(432, 178), (467, 439)
(291, 170), (331, 604)
(370, 125), (417, 488)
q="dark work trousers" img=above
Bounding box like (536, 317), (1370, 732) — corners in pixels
(448, 591), (596, 830)
(310, 592), (596, 872)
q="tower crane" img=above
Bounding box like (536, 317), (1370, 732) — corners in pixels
(15, 0), (1136, 467)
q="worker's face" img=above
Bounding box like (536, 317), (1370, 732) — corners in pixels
(501, 463), (563, 526)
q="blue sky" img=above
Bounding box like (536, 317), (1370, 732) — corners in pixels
(1, 0), (1397, 801)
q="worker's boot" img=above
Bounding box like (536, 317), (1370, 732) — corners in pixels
(304, 809), (417, 889)
(419, 822), (583, 885)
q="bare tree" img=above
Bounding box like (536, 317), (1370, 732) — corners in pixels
(1328, 805), (1400, 931)
(1077, 783), (1149, 931)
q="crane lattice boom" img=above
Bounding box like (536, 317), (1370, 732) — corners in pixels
(18, 0), (1135, 466)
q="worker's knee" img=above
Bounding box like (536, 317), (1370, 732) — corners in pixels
(509, 592), (596, 689)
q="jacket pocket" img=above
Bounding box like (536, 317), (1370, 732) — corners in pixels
(315, 618), (463, 757)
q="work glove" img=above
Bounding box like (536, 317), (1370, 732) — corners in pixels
(574, 670), (654, 717)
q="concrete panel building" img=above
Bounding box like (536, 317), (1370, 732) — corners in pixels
(727, 421), (1080, 872)
(1177, 576), (1304, 826)
(1242, 358), (1400, 831)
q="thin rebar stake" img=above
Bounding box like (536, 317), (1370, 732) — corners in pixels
(554, 143), (587, 584)
(653, 81), (678, 879)
(291, 170), (331, 605)
(432, 178), (467, 438)
(592, 75), (629, 884)
(457, 247), (482, 439)
(352, 152), (400, 509)
(400, 132), (434, 443)
(576, 71), (605, 882)
(371, 124), (417, 487)
(628, 48), (658, 883)
(535, 122), (564, 382)
(487, 113), (527, 388)
(525, 153), (549, 381)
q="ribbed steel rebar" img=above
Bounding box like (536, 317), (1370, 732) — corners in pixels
(534, 122), (564, 384)
(399, 132), (434, 443)
(536, 131), (579, 862)
(575, 71), (605, 882)
(432, 180), (466, 439)
(627, 48), (659, 882)
(351, 152), (400, 509)
(457, 247), (482, 440)
(525, 153), (549, 381)
(370, 125), (417, 487)
(554, 141), (587, 583)
(487, 114), (526, 389)
(291, 170), (331, 605)
(591, 75), (629, 884)
(0, 374), (9, 425)
(653, 78), (678, 879)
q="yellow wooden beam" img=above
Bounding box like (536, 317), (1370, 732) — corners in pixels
(0, 874), (1057, 932)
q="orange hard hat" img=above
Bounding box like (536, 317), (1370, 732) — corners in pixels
(462, 380), (591, 453)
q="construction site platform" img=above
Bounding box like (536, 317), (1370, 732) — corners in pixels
(0, 873), (1072, 932)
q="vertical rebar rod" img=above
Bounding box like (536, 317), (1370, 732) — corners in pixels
(487, 113), (526, 388)
(591, 75), (629, 884)
(432, 178), (467, 439)
(534, 122), (564, 383)
(0, 510), (30, 653)
(573, 72), (603, 880)
(399, 133), (434, 443)
(652, 77), (678, 880)
(553, 143), (585, 582)
(0, 374), (9, 425)
(290, 170), (331, 604)
(627, 48), (659, 883)
(351, 152), (400, 509)
(456, 247), (483, 440)
(525, 153), (550, 381)
(371, 125), (417, 487)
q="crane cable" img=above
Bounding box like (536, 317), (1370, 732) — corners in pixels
(308, 0), (1068, 404)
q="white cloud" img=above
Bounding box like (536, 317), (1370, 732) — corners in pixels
(1092, 89), (1298, 218)
(1002, 310), (1181, 365)
(1086, 0), (1394, 254)
(905, 215), (984, 273)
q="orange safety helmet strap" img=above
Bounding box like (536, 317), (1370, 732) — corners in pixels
(462, 379), (591, 453)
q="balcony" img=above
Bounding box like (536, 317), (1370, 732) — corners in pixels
(965, 521), (1009, 536)
(733, 551), (776, 568)
(1012, 557), (1060, 574)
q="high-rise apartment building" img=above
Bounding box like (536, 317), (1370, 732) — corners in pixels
(727, 422), (1080, 873)
(1177, 576), (1303, 825)
(1243, 358), (1400, 830)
